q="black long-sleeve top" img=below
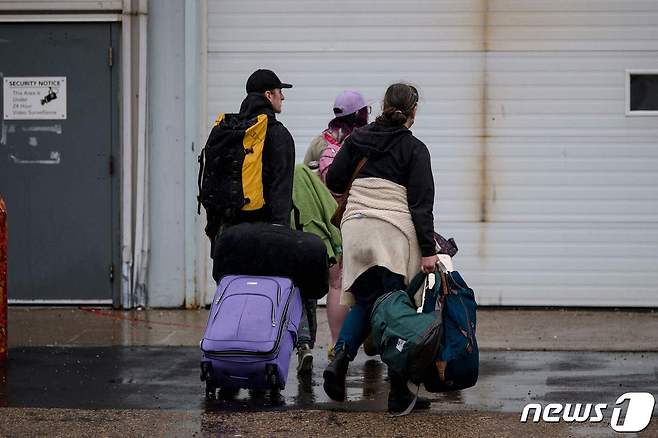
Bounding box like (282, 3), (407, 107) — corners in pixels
(326, 122), (436, 257)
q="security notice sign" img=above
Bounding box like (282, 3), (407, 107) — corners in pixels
(3, 77), (67, 120)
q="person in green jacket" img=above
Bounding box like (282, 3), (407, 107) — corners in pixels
(290, 164), (343, 374)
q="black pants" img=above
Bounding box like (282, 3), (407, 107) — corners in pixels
(297, 299), (317, 348)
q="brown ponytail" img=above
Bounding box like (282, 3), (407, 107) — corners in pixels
(375, 83), (419, 127)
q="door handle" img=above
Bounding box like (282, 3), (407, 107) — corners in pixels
(8, 152), (61, 165)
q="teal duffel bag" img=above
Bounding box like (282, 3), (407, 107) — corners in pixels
(370, 273), (443, 385)
(370, 265), (479, 391)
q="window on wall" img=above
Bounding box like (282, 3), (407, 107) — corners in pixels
(626, 70), (658, 116)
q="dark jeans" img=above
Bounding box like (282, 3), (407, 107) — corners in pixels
(334, 266), (405, 360)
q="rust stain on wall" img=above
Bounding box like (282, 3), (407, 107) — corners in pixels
(478, 0), (490, 258)
(480, 0), (489, 225)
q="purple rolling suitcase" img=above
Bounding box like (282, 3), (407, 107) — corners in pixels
(200, 275), (302, 398)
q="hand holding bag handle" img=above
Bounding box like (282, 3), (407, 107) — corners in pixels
(330, 157), (368, 228)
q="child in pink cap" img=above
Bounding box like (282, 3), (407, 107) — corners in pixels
(301, 91), (370, 361)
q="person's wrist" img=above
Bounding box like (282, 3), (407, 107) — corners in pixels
(421, 246), (437, 257)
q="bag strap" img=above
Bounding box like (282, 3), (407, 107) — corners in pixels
(439, 271), (449, 298)
(406, 272), (427, 297)
(390, 383), (420, 417)
(291, 203), (303, 231)
(341, 157), (368, 199)
(433, 260), (450, 298)
(196, 147), (206, 215)
(323, 130), (342, 148)
(416, 272), (436, 314)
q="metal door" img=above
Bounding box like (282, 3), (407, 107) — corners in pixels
(0, 23), (119, 303)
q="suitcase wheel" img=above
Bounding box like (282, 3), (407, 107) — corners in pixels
(266, 373), (278, 389)
(200, 361), (213, 382)
(205, 382), (217, 400)
(265, 365), (285, 390)
(265, 364), (284, 390)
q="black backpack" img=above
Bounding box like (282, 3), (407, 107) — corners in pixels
(197, 113), (268, 238)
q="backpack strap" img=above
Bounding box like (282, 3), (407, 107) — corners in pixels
(322, 130), (342, 147)
(196, 147), (205, 215)
(197, 113), (226, 215)
(291, 203), (303, 231)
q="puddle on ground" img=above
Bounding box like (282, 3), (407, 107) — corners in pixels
(1, 347), (656, 416)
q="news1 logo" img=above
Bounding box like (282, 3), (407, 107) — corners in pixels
(520, 392), (655, 433)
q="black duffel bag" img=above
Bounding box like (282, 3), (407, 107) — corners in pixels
(212, 222), (329, 300)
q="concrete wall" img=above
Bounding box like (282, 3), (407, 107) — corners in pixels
(147, 0), (186, 307)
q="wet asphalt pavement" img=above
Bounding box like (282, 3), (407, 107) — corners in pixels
(2, 346), (657, 416)
(3, 308), (658, 436)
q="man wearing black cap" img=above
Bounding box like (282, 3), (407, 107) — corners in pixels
(237, 68), (295, 225)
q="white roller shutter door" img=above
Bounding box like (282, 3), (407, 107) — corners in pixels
(206, 0), (658, 306)
(484, 1), (658, 306)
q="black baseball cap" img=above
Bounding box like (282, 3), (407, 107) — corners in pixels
(245, 69), (293, 93)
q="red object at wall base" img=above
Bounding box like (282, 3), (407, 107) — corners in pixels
(0, 198), (7, 365)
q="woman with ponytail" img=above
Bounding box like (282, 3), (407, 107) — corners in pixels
(322, 83), (438, 414)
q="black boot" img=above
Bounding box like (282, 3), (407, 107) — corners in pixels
(388, 372), (431, 414)
(323, 348), (349, 401)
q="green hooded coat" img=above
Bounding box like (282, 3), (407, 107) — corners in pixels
(291, 164), (342, 261)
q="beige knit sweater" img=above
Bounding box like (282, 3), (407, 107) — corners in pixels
(340, 177), (423, 306)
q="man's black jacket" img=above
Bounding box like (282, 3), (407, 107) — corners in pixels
(236, 92), (295, 226)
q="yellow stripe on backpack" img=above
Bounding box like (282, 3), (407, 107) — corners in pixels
(241, 114), (268, 211)
(213, 113), (225, 127)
